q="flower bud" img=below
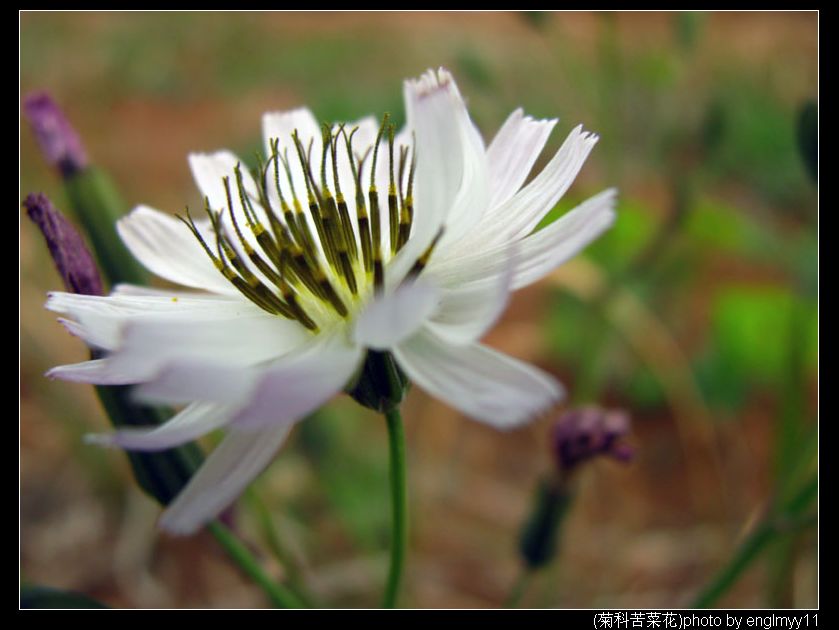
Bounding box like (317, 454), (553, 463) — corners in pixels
(346, 350), (410, 413)
(23, 92), (89, 177)
(551, 406), (633, 475)
(23, 193), (103, 296)
(24, 193), (202, 507)
(517, 407), (633, 570)
(519, 477), (573, 569)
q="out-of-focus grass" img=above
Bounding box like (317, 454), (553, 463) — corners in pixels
(21, 12), (817, 608)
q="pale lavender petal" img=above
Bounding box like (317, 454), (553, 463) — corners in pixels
(159, 424), (293, 535)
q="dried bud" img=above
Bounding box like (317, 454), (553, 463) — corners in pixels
(23, 193), (103, 296)
(551, 406), (633, 475)
(23, 92), (89, 177)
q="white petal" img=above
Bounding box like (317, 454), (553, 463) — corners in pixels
(111, 283), (229, 299)
(262, 108), (321, 168)
(106, 309), (311, 382)
(46, 290), (247, 316)
(46, 358), (139, 385)
(385, 68), (488, 286)
(188, 151), (269, 258)
(259, 109), (333, 263)
(46, 291), (262, 352)
(230, 330), (363, 430)
(86, 402), (233, 451)
(427, 244), (514, 345)
(428, 189), (617, 291)
(471, 125), (599, 250)
(134, 329), (359, 412)
(261, 108), (323, 214)
(159, 424), (292, 535)
(117, 206), (237, 295)
(353, 279), (440, 350)
(486, 108), (557, 208)
(393, 325), (563, 429)
(344, 115), (380, 158)
(189, 150), (258, 214)
(135, 359), (259, 406)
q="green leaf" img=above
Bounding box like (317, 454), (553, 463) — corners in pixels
(704, 81), (808, 206)
(701, 287), (817, 403)
(683, 197), (752, 253)
(588, 199), (658, 271)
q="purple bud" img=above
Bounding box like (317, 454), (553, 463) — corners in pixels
(24, 193), (103, 296)
(23, 92), (89, 176)
(551, 406), (634, 474)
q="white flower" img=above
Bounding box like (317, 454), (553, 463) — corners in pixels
(46, 68), (616, 535)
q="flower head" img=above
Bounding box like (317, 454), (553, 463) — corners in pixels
(551, 406), (633, 475)
(46, 68), (616, 534)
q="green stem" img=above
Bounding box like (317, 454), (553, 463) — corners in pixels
(208, 522), (305, 608)
(64, 167), (148, 287)
(246, 490), (317, 607)
(382, 406), (408, 608)
(692, 478), (817, 608)
(503, 568), (531, 608)
(692, 519), (776, 609)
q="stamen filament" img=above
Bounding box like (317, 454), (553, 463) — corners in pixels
(178, 115), (438, 329)
(344, 126), (374, 276)
(320, 125), (357, 294)
(293, 131), (334, 269)
(396, 145), (416, 252)
(407, 228), (444, 278)
(387, 125), (399, 257)
(332, 126), (359, 264)
(369, 115), (389, 293)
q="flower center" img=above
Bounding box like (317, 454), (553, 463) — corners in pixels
(180, 115), (426, 332)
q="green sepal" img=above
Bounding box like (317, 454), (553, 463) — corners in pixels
(345, 350), (410, 414)
(94, 383), (204, 506)
(63, 166), (148, 288)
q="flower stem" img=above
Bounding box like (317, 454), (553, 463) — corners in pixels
(246, 490), (318, 607)
(382, 406), (407, 608)
(691, 476), (817, 608)
(207, 521), (305, 608)
(503, 568), (531, 608)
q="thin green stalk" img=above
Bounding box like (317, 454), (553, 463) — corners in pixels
(692, 519), (777, 609)
(64, 167), (148, 287)
(208, 521), (305, 609)
(246, 490), (317, 607)
(503, 568), (531, 608)
(768, 301), (812, 606)
(382, 406), (407, 608)
(692, 478), (817, 608)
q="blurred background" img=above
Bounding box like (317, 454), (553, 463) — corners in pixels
(20, 12), (817, 608)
